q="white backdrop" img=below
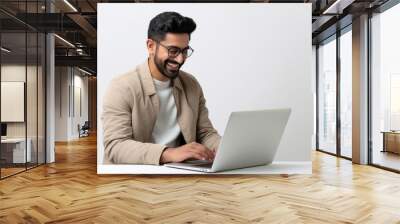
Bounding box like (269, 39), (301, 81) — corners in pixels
(97, 3), (313, 167)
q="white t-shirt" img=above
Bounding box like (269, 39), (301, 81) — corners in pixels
(151, 78), (181, 147)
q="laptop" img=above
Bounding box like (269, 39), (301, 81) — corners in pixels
(164, 108), (291, 173)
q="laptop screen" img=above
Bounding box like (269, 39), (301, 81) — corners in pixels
(1, 123), (7, 137)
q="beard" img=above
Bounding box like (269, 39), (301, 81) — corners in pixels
(153, 54), (184, 80)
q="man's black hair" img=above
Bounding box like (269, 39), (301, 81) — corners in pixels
(148, 11), (196, 41)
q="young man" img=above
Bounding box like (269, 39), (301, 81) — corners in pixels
(102, 12), (221, 165)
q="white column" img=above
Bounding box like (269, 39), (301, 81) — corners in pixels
(46, 33), (55, 163)
(45, 0), (56, 163)
(352, 14), (369, 164)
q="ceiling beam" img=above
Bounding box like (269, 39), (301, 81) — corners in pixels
(55, 55), (96, 70)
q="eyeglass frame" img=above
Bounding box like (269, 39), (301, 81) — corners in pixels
(155, 41), (194, 58)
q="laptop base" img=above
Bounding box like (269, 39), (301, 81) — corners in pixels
(164, 161), (214, 173)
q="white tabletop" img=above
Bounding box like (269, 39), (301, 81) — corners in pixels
(98, 161), (312, 175)
(1, 138), (27, 143)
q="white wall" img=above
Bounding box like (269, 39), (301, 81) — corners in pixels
(0, 65), (25, 123)
(72, 73), (89, 138)
(55, 67), (89, 141)
(55, 66), (69, 141)
(97, 3), (313, 165)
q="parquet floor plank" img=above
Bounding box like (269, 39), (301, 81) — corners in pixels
(0, 134), (399, 223)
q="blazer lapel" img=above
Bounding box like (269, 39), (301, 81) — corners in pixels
(138, 60), (159, 134)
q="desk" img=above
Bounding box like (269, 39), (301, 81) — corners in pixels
(98, 161), (312, 175)
(382, 131), (400, 154)
(1, 138), (31, 163)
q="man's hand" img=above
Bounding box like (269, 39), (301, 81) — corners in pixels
(160, 142), (216, 164)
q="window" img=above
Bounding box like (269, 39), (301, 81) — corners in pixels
(370, 2), (400, 171)
(318, 36), (337, 154)
(339, 29), (352, 158)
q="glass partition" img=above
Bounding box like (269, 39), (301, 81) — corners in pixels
(371, 3), (400, 171)
(1, 31), (28, 177)
(27, 30), (38, 169)
(317, 36), (337, 155)
(0, 1), (46, 179)
(38, 32), (45, 165)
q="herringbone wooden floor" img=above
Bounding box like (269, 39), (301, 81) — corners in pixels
(1, 134), (400, 224)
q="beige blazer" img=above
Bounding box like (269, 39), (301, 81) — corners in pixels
(102, 59), (221, 165)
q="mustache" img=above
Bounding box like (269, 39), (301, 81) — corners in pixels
(165, 60), (182, 66)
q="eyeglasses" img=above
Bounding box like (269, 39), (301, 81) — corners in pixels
(156, 41), (194, 58)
